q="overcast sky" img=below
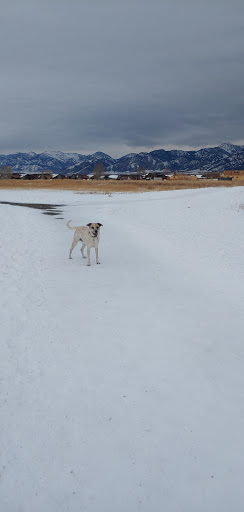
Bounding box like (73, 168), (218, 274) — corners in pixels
(0, 0), (243, 157)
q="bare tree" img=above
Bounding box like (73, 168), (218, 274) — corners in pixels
(0, 166), (12, 179)
(137, 166), (145, 176)
(93, 162), (104, 179)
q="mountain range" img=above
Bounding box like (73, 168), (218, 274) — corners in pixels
(0, 143), (244, 175)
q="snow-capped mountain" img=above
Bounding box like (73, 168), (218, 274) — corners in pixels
(0, 151), (86, 173)
(0, 144), (244, 174)
(67, 152), (115, 174)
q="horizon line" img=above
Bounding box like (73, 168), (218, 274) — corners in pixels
(0, 141), (243, 159)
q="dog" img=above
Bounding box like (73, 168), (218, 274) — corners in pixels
(67, 221), (103, 266)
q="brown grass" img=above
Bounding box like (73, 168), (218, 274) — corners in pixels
(1, 177), (244, 193)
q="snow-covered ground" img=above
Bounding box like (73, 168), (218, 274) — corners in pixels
(1, 186), (244, 512)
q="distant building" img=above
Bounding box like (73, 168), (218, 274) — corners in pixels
(172, 172), (197, 180)
(40, 172), (52, 179)
(22, 173), (40, 180)
(53, 174), (67, 179)
(201, 172), (221, 179)
(222, 170), (244, 177)
(11, 173), (22, 179)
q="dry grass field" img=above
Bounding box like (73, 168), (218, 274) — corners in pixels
(1, 177), (244, 193)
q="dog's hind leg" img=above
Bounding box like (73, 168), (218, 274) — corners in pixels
(81, 243), (87, 258)
(69, 236), (79, 259)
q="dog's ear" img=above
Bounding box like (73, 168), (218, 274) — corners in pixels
(86, 223), (92, 227)
(98, 223), (103, 227)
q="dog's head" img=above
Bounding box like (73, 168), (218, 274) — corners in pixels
(86, 222), (103, 237)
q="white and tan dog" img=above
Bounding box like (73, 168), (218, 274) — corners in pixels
(67, 221), (103, 266)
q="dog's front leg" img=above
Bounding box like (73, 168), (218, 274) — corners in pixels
(81, 243), (87, 258)
(95, 246), (100, 264)
(69, 237), (79, 259)
(87, 246), (91, 266)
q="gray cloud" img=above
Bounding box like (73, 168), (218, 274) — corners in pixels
(0, 0), (244, 157)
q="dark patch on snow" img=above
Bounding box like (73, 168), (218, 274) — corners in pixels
(0, 200), (63, 216)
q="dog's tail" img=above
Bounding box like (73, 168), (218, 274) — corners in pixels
(66, 220), (76, 230)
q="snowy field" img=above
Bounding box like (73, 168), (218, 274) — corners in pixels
(1, 186), (244, 512)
